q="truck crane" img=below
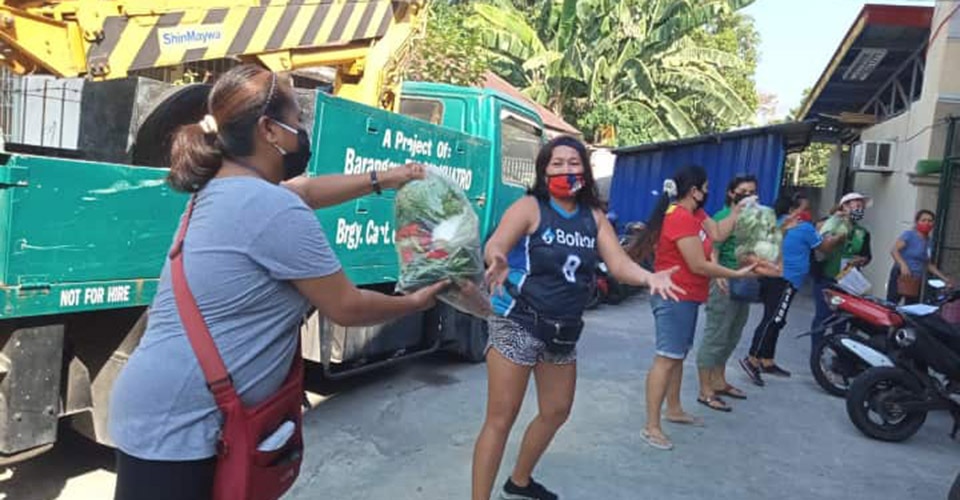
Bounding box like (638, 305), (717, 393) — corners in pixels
(0, 0), (546, 465)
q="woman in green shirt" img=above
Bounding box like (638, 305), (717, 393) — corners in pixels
(696, 175), (758, 411)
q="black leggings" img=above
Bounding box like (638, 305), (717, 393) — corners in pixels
(749, 277), (796, 359)
(114, 450), (216, 500)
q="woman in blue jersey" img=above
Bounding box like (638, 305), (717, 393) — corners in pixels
(472, 136), (681, 500)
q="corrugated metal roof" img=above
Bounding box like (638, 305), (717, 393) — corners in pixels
(798, 4), (932, 121)
(609, 123), (813, 226)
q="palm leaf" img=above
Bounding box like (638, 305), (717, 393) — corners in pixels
(469, 4), (548, 58)
(657, 95), (699, 137)
(661, 47), (745, 69)
(658, 69), (752, 123)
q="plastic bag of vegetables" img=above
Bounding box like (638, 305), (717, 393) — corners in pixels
(733, 200), (782, 264)
(394, 166), (492, 318)
(818, 214), (851, 238)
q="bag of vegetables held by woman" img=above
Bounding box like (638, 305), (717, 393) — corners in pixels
(733, 200), (782, 265)
(818, 214), (851, 238)
(394, 166), (493, 318)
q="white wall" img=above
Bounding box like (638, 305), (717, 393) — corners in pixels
(854, 113), (925, 292)
(850, 0), (960, 294)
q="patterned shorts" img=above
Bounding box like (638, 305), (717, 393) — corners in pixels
(486, 316), (578, 367)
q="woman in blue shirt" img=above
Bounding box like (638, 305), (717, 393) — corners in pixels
(887, 209), (953, 304)
(740, 193), (844, 386)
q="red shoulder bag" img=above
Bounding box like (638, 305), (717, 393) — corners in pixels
(168, 196), (305, 500)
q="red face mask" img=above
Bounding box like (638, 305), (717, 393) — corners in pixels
(917, 221), (934, 235)
(547, 174), (584, 199)
(796, 210), (813, 222)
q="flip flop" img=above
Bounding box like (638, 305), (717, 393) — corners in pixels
(641, 430), (673, 451)
(665, 413), (706, 426)
(697, 395), (732, 413)
(716, 385), (747, 400)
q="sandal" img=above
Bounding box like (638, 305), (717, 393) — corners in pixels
(665, 412), (705, 426)
(716, 385), (747, 400)
(697, 395), (732, 413)
(641, 429), (674, 451)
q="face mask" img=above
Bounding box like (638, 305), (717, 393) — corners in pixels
(796, 210), (813, 222)
(271, 119), (312, 180)
(850, 208), (865, 222)
(696, 188), (708, 210)
(547, 174), (584, 199)
(916, 221), (934, 236)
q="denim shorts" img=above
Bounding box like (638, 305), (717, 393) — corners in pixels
(650, 295), (701, 360)
(486, 316), (577, 366)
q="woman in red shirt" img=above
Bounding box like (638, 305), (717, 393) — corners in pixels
(634, 165), (758, 450)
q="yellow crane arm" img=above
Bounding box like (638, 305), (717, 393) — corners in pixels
(0, 0), (424, 110)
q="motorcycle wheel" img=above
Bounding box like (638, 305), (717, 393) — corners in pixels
(846, 367), (928, 442)
(605, 280), (625, 305)
(585, 278), (601, 310)
(810, 335), (864, 397)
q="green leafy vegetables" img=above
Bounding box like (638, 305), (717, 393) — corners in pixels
(734, 202), (782, 263)
(395, 167), (491, 317)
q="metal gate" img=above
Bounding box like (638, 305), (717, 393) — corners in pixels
(933, 117), (960, 277)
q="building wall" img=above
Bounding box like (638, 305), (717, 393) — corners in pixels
(854, 113), (925, 293)
(850, 0), (960, 294)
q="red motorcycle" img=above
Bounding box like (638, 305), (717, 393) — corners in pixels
(808, 286), (906, 397)
(809, 281), (960, 398)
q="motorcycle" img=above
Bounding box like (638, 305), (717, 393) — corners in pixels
(807, 286), (904, 397)
(844, 284), (960, 442)
(807, 280), (958, 397)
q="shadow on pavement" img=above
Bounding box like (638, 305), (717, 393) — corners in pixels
(0, 423), (115, 500)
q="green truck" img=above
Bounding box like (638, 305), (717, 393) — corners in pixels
(0, 76), (544, 463)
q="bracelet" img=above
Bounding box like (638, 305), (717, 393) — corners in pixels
(370, 170), (382, 195)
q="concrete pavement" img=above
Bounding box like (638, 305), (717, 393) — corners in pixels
(2, 292), (957, 499)
(287, 292), (959, 500)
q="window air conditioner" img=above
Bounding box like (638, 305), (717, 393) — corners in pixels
(851, 140), (895, 173)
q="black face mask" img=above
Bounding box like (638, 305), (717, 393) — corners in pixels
(272, 119), (312, 180)
(697, 188), (709, 210)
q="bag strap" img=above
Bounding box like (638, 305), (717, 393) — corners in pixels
(168, 195), (237, 404)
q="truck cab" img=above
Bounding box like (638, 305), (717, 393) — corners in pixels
(400, 82), (544, 237)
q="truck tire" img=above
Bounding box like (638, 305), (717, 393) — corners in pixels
(846, 367), (927, 442)
(439, 304), (488, 363)
(459, 312), (489, 363)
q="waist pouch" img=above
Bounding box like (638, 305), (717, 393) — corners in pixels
(527, 310), (584, 355)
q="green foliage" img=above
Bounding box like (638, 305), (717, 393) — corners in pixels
(784, 88), (834, 188)
(405, 2), (491, 87)
(466, 0), (760, 146)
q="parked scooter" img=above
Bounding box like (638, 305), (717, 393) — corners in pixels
(807, 286), (904, 397)
(807, 280), (959, 397)
(844, 283), (960, 442)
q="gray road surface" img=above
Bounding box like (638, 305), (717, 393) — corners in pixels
(2, 292), (958, 499)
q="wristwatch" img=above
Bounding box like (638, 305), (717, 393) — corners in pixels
(370, 170), (382, 195)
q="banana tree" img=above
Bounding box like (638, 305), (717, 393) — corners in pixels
(468, 0), (757, 145)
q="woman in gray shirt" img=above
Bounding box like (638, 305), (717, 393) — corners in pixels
(108, 64), (445, 500)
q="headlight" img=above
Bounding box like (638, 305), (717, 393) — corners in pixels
(894, 328), (916, 347)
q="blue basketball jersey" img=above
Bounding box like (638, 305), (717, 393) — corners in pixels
(492, 198), (599, 322)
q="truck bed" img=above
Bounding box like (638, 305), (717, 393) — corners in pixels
(0, 90), (491, 319)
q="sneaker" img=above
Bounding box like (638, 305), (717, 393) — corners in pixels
(762, 363), (792, 378)
(501, 477), (558, 500)
(739, 358), (765, 387)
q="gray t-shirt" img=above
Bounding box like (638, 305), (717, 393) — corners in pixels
(109, 176), (341, 460)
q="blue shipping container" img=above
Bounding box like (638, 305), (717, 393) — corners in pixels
(609, 122), (813, 227)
